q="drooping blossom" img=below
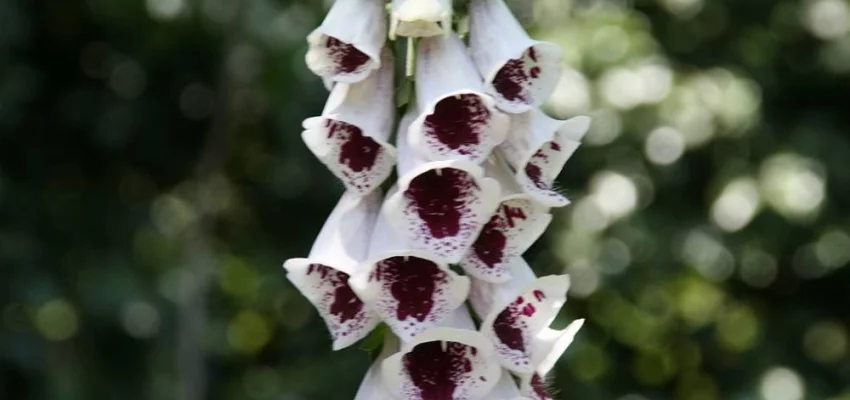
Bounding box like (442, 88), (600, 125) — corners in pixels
(350, 202), (470, 341)
(385, 109), (502, 263)
(390, 0), (453, 39)
(382, 308), (502, 400)
(282, 191), (382, 350)
(468, 258), (584, 374)
(306, 0), (387, 83)
(467, 0), (563, 113)
(302, 50), (397, 195)
(408, 34), (509, 164)
(500, 111), (591, 207)
(459, 157), (552, 283)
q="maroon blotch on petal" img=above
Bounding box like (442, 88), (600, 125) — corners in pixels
(423, 95), (490, 155)
(307, 263), (364, 325)
(403, 341), (474, 400)
(371, 256), (447, 322)
(404, 168), (478, 239)
(325, 36), (371, 74)
(325, 119), (381, 173)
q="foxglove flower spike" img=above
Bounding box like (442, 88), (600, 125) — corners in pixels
(501, 111), (591, 207)
(409, 34), (509, 164)
(306, 0), (387, 83)
(468, 0), (563, 113)
(302, 50), (397, 195)
(283, 191), (382, 350)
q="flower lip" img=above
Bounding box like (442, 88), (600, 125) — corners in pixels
(282, 192), (383, 350)
(468, 0), (564, 113)
(305, 0), (387, 83)
(382, 325), (501, 400)
(302, 50), (397, 195)
(469, 258), (582, 374)
(351, 204), (470, 342)
(390, 0), (453, 39)
(500, 112), (591, 208)
(411, 34), (508, 164)
(460, 159), (552, 283)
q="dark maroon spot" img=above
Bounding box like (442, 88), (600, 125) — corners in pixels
(502, 204), (528, 228)
(492, 59), (527, 102)
(405, 168), (477, 239)
(522, 303), (536, 317)
(533, 289), (546, 302)
(528, 47), (538, 62)
(549, 142), (561, 151)
(525, 162), (545, 189)
(307, 264), (363, 324)
(371, 256), (446, 322)
(325, 119), (381, 173)
(472, 215), (508, 268)
(403, 341), (474, 400)
(531, 374), (550, 400)
(492, 297), (527, 352)
(325, 36), (370, 74)
(423, 94), (489, 155)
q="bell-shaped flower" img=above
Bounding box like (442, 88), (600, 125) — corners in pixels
(282, 191), (382, 350)
(302, 50), (397, 195)
(500, 111), (591, 207)
(409, 34), (509, 164)
(460, 157), (552, 283)
(487, 373), (533, 400)
(467, 0), (563, 113)
(469, 258), (584, 374)
(386, 109), (502, 263)
(305, 0), (387, 83)
(350, 203), (470, 341)
(390, 0), (453, 39)
(382, 307), (502, 400)
(354, 334), (401, 399)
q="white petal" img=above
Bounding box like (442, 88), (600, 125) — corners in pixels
(410, 34), (509, 164)
(500, 111), (591, 207)
(354, 334), (401, 400)
(350, 205), (470, 341)
(388, 110), (502, 263)
(302, 50), (397, 195)
(390, 0), (453, 39)
(306, 0), (387, 83)
(382, 325), (501, 400)
(282, 191), (382, 350)
(487, 372), (533, 400)
(460, 159), (552, 283)
(529, 319), (584, 375)
(469, 258), (580, 373)
(468, 0), (563, 113)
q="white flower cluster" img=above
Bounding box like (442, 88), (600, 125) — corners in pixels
(284, 1), (590, 399)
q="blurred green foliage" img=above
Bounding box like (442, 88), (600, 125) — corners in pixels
(1, 0), (849, 399)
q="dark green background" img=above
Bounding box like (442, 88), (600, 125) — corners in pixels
(1, 0), (849, 399)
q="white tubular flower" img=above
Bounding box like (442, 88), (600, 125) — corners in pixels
(500, 111), (591, 208)
(387, 108), (502, 263)
(409, 34), (509, 164)
(282, 191), (382, 350)
(390, 0), (453, 39)
(350, 204), (470, 341)
(460, 157), (552, 283)
(469, 258), (584, 374)
(354, 335), (400, 400)
(305, 0), (386, 83)
(488, 373), (533, 400)
(302, 50), (397, 195)
(382, 308), (502, 400)
(467, 0), (563, 113)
